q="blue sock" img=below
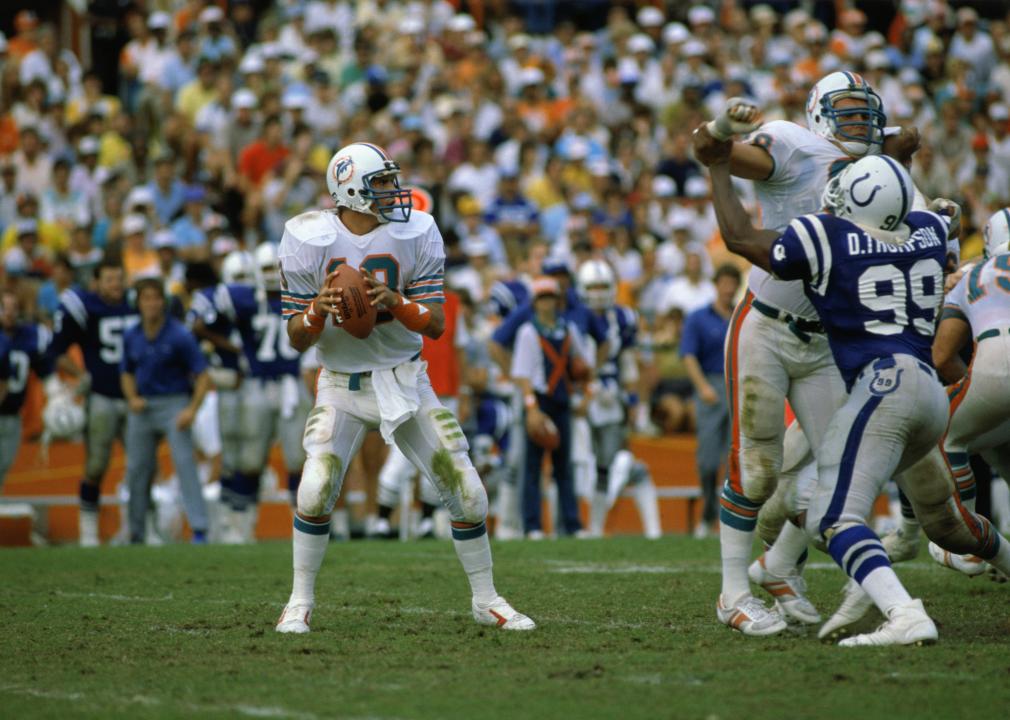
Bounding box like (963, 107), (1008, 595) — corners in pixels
(79, 481), (100, 511)
(827, 524), (891, 583)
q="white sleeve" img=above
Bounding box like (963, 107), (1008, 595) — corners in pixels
(510, 323), (539, 382)
(279, 229), (322, 319)
(747, 120), (805, 186)
(569, 323), (594, 369)
(403, 224), (446, 305)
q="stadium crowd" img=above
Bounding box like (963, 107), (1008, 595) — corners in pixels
(1, 0), (1009, 542)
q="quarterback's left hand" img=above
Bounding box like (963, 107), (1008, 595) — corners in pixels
(883, 126), (920, 167)
(363, 269), (401, 308)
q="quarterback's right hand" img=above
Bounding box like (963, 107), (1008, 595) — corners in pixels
(312, 270), (345, 324)
(692, 123), (733, 167)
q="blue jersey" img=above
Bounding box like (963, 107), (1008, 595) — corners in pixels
(492, 288), (607, 349)
(214, 286), (300, 380)
(1, 323), (54, 415)
(770, 210), (949, 389)
(595, 305), (637, 384)
(187, 285), (241, 372)
(53, 288), (138, 398)
(488, 278), (529, 319)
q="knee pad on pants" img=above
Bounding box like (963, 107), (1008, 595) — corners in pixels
(737, 376), (785, 503)
(297, 453), (344, 517)
(431, 448), (487, 524)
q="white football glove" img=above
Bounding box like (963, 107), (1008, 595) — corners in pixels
(928, 197), (962, 238)
(706, 97), (763, 141)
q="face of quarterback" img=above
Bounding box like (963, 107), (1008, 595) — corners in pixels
(97, 266), (125, 305)
(370, 173), (399, 211)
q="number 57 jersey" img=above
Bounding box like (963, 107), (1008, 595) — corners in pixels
(770, 210), (951, 390)
(278, 209), (446, 374)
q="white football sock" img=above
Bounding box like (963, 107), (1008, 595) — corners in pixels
(900, 515), (922, 536)
(79, 507), (99, 546)
(632, 481), (662, 539)
(764, 521), (809, 577)
(453, 525), (497, 605)
(290, 519), (329, 604)
(589, 492), (608, 537)
(720, 525), (754, 605)
(859, 566), (912, 616)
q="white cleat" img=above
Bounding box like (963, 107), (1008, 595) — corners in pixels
(748, 556), (821, 625)
(928, 542), (987, 577)
(716, 594), (787, 637)
(838, 599), (938, 647)
(276, 602), (313, 634)
(818, 579), (875, 641)
(881, 527), (920, 563)
(472, 596), (536, 631)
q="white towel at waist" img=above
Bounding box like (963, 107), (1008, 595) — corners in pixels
(372, 360), (424, 443)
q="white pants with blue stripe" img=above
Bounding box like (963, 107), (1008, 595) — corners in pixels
(806, 354), (948, 540)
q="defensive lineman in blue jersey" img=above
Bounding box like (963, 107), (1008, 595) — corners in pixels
(53, 259), (138, 546)
(575, 259), (662, 540)
(208, 243), (312, 541)
(698, 137), (1010, 645)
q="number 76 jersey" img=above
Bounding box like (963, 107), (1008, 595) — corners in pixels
(278, 209), (446, 374)
(770, 210), (951, 390)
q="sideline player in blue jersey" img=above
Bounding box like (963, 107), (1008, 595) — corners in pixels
(695, 130), (1010, 646)
(207, 242), (311, 542)
(53, 258), (139, 546)
(0, 290), (55, 485)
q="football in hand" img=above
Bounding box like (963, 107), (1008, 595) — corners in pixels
(529, 415), (561, 451)
(327, 265), (377, 339)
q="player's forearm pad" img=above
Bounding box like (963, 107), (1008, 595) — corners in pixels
(390, 295), (433, 332)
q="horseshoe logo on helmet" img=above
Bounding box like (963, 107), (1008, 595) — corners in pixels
(850, 172), (882, 207)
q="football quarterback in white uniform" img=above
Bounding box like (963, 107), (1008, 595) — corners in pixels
(275, 142), (534, 633)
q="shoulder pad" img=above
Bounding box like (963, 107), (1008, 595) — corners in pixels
(283, 210), (338, 248)
(387, 210), (436, 240)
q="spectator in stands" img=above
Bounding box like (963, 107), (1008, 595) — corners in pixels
(36, 253), (74, 319)
(681, 264), (741, 539)
(148, 154), (187, 227)
(238, 114), (289, 190)
(10, 126), (51, 198)
(120, 277), (210, 545)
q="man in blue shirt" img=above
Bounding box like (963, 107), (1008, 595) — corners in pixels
(681, 264), (742, 538)
(121, 278), (211, 544)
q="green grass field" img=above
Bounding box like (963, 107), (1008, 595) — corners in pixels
(2, 537), (1007, 720)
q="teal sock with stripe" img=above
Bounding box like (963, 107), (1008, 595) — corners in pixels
(290, 515), (330, 604)
(947, 451), (977, 512)
(720, 481), (761, 605)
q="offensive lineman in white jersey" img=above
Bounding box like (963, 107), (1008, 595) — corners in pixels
(274, 142), (534, 633)
(699, 71), (914, 635)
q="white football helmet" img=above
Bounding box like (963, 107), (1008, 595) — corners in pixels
(821, 155), (914, 243)
(221, 250), (255, 285)
(326, 142), (412, 223)
(254, 242), (281, 291)
(806, 71), (886, 157)
(983, 208), (1010, 259)
(576, 259), (617, 311)
(43, 392), (85, 440)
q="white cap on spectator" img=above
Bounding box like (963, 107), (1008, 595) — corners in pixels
(565, 137), (590, 161)
(783, 9), (809, 30)
(508, 33), (532, 50)
(122, 214), (147, 236)
(17, 219), (38, 236)
(750, 5), (776, 25)
(571, 192), (594, 210)
(956, 7), (978, 24)
(261, 42), (283, 60)
(682, 39), (707, 57)
(388, 97), (410, 117)
(300, 48), (319, 65)
(804, 23), (828, 43)
(663, 22), (689, 45)
(652, 175), (677, 197)
(126, 186), (155, 209)
(447, 14), (476, 33)
(203, 213), (227, 232)
(462, 237), (491, 257)
(685, 175), (709, 198)
(239, 54), (265, 74)
(151, 230), (176, 250)
(628, 33), (655, 54)
(5, 246), (28, 275)
(434, 95), (459, 120)
(282, 92), (309, 110)
(212, 235), (239, 256)
(768, 46), (792, 66)
(518, 66), (545, 88)
(200, 6), (224, 24)
(588, 159), (611, 177)
(864, 31), (886, 48)
(637, 7), (665, 28)
(232, 88), (257, 109)
(865, 50), (891, 70)
(687, 6), (716, 26)
(398, 17), (424, 35)
(890, 101), (914, 119)
(78, 136), (100, 155)
(898, 67), (922, 85)
(990, 104), (1010, 121)
(148, 11), (171, 30)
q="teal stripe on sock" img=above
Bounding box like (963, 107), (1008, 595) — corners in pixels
(720, 508), (757, 532)
(294, 516), (330, 536)
(451, 522), (487, 541)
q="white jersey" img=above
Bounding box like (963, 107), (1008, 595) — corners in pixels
(745, 120), (854, 320)
(944, 254), (1010, 336)
(278, 209), (446, 373)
